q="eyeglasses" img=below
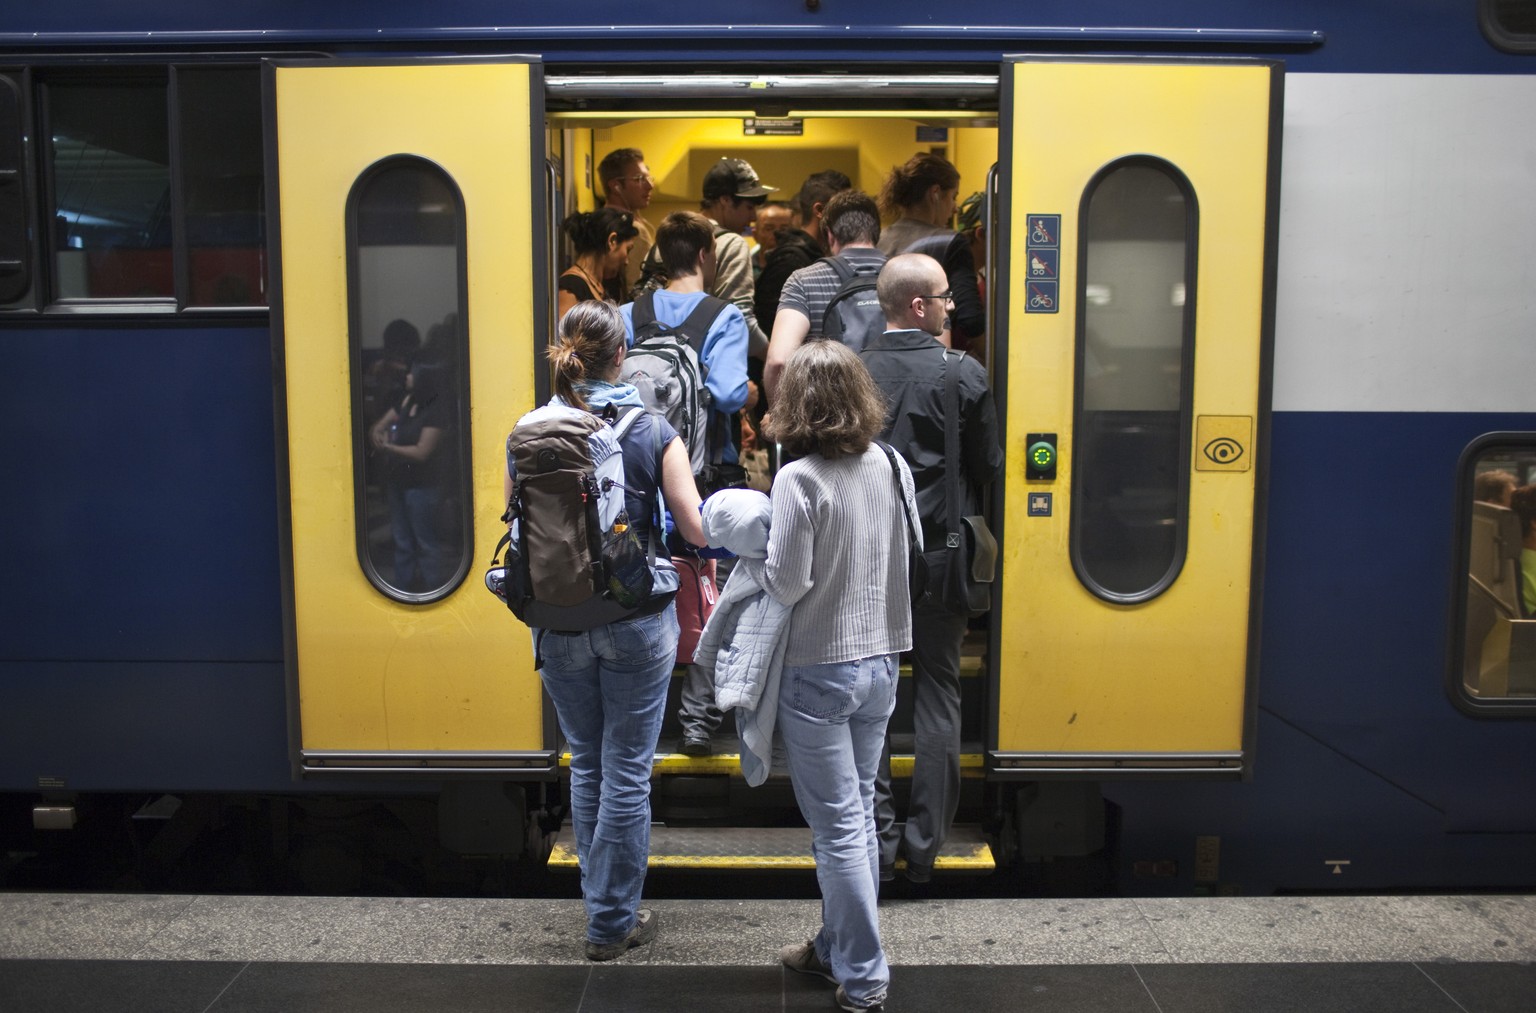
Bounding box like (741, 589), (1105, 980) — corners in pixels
(916, 292), (954, 302)
(621, 174), (654, 185)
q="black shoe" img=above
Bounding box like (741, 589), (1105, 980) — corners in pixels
(679, 734), (712, 756)
(878, 863), (895, 883)
(903, 860), (932, 884)
(585, 909), (658, 961)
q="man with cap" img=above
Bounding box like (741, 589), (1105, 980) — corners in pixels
(699, 157), (776, 363)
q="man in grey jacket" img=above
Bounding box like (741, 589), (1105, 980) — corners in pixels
(699, 157), (776, 363)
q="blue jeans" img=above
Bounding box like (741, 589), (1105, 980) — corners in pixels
(779, 653), (898, 1007)
(388, 483), (455, 592)
(537, 603), (678, 945)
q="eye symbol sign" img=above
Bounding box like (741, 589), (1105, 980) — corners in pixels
(1202, 437), (1244, 465)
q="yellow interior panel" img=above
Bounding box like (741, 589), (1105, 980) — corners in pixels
(997, 60), (1274, 757)
(273, 62), (541, 755)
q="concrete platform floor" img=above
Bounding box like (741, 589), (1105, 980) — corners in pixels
(2, 892), (1534, 1011)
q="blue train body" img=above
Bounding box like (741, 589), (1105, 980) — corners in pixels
(2, 1), (1532, 893)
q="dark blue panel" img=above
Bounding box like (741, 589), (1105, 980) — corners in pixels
(0, 661), (292, 791)
(0, 1), (1527, 74)
(3, 325), (283, 662)
(1259, 411), (1536, 833)
(1108, 710), (1536, 893)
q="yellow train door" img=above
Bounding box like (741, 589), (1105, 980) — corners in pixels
(266, 59), (549, 775)
(994, 58), (1280, 775)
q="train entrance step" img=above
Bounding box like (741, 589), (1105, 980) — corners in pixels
(561, 741), (987, 779)
(547, 824), (995, 873)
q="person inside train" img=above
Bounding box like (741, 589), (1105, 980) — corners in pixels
(876, 153), (986, 358)
(556, 207), (639, 318)
(368, 352), (458, 594)
(761, 340), (916, 1013)
(363, 317), (420, 425)
(755, 168), (852, 329)
(621, 210), (750, 757)
(1475, 468), (1518, 507)
(1511, 484), (1536, 618)
(751, 200), (795, 279)
(530, 300), (708, 961)
(955, 190), (986, 302)
(697, 157), (777, 364)
(860, 252), (1004, 885)
(763, 189), (887, 402)
(598, 147), (656, 294)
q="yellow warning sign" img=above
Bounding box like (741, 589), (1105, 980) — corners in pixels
(1195, 416), (1252, 472)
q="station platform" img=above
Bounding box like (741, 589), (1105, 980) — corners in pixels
(3, 891), (1533, 1011)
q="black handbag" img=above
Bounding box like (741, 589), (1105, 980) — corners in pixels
(877, 442), (928, 604)
(936, 349), (997, 617)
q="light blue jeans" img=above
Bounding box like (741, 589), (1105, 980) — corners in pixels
(779, 653), (898, 1007)
(537, 603), (678, 945)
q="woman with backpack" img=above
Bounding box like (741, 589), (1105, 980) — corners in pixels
(761, 340), (917, 1013)
(511, 300), (707, 961)
(556, 207), (640, 319)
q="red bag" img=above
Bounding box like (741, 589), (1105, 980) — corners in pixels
(673, 556), (718, 664)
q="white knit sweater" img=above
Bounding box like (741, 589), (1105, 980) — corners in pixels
(761, 444), (919, 666)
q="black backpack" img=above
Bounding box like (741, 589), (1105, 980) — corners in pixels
(620, 291), (729, 474)
(819, 254), (888, 353)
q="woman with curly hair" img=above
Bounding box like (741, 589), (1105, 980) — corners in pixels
(762, 340), (917, 1012)
(876, 153), (986, 359)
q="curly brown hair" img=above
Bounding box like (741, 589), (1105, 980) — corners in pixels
(765, 340), (888, 460)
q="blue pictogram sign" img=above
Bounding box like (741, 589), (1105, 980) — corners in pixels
(1025, 214), (1061, 313)
(1028, 492), (1053, 517)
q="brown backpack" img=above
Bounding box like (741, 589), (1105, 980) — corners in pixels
(488, 402), (677, 631)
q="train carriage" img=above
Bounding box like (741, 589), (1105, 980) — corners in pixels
(2, 1), (1533, 895)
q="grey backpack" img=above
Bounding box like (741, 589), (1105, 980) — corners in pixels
(819, 254), (887, 352)
(620, 291), (728, 474)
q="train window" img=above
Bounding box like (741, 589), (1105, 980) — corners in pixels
(347, 156), (472, 604)
(43, 71), (173, 301)
(1481, 0), (1536, 53)
(177, 67), (266, 306)
(0, 72), (28, 305)
(1451, 437), (1536, 712)
(1070, 157), (1197, 603)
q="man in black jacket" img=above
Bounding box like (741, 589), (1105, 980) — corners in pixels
(754, 169), (850, 328)
(860, 252), (1004, 883)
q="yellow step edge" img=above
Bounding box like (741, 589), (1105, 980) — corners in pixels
(547, 840), (995, 872)
(557, 752), (986, 778)
(671, 655), (985, 679)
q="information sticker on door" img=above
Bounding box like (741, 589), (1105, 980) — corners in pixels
(1025, 213), (1060, 314)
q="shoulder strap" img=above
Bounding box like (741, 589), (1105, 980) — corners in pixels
(942, 349), (964, 548)
(819, 255), (855, 285)
(674, 294), (730, 354)
(609, 404), (647, 440)
(877, 441), (919, 554)
(632, 291), (657, 330)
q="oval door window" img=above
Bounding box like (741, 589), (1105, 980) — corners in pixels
(1071, 157), (1198, 603)
(347, 156), (472, 603)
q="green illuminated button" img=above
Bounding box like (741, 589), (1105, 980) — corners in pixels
(1028, 441), (1056, 470)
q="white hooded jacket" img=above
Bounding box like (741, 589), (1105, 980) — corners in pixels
(691, 489), (792, 786)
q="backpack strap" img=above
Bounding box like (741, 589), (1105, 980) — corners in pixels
(609, 403), (648, 440)
(819, 254), (856, 285)
(673, 294), (730, 355)
(632, 290), (658, 331)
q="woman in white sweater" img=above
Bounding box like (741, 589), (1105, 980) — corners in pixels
(762, 340), (917, 1013)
